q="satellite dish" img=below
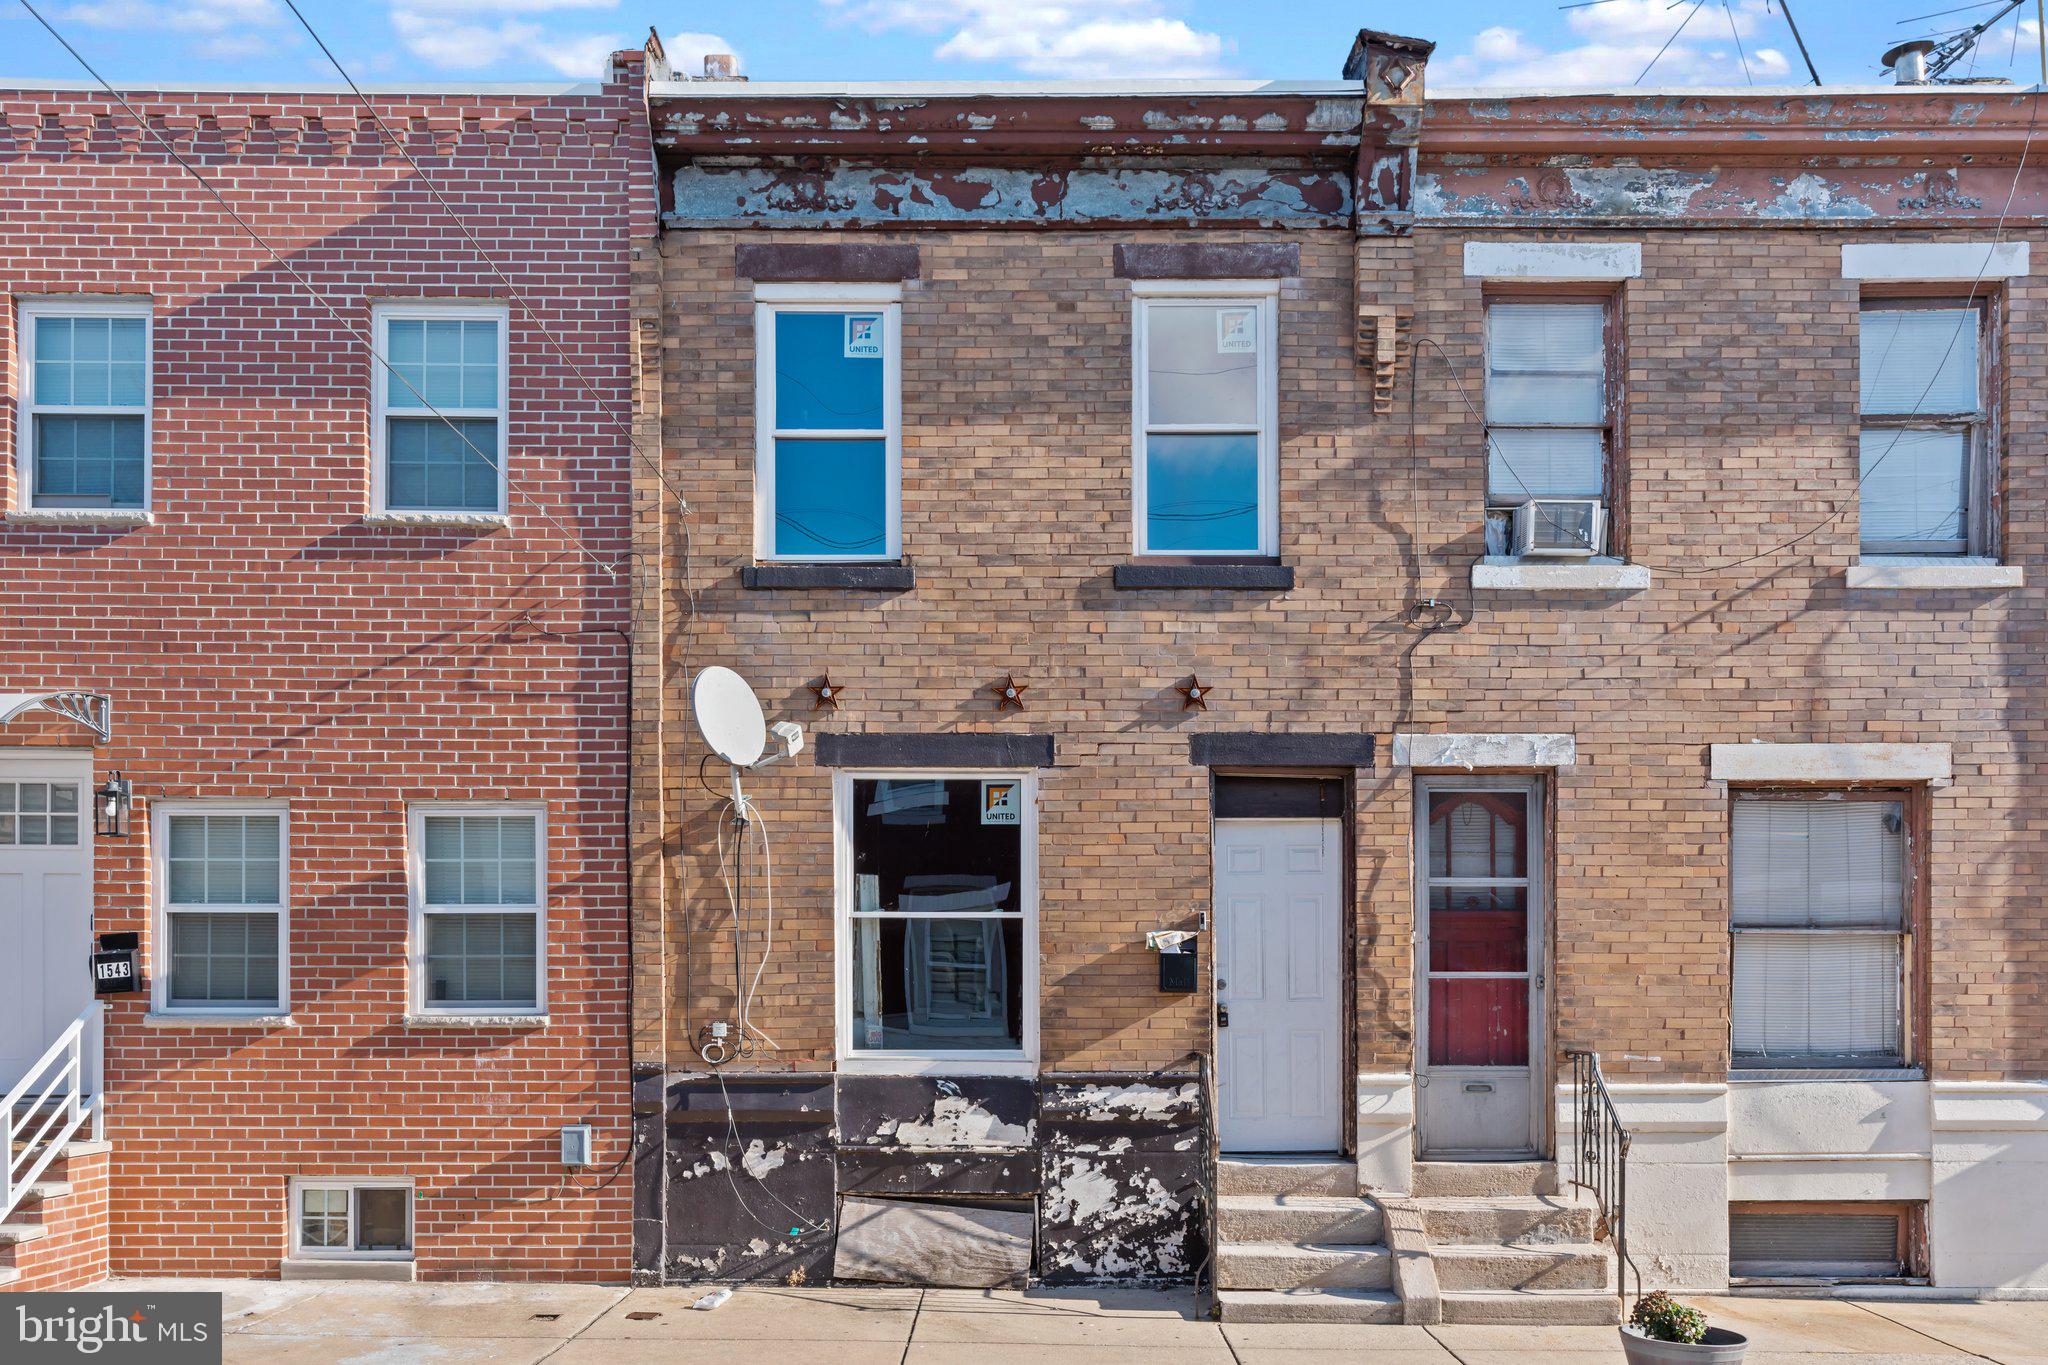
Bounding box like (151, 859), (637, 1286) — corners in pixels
(693, 667), (768, 767)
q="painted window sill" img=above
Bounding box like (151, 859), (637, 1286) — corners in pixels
(142, 1012), (295, 1029)
(7, 508), (153, 527)
(280, 1257), (417, 1282)
(1846, 558), (2022, 590)
(741, 563), (914, 591)
(836, 1055), (1038, 1078)
(1472, 559), (1650, 592)
(1729, 1068), (1923, 1084)
(361, 510), (511, 530)
(1113, 561), (1294, 591)
(401, 1012), (549, 1028)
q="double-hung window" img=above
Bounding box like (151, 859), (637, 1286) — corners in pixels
(1131, 282), (1277, 557)
(1858, 301), (1989, 557)
(374, 304), (509, 516)
(754, 285), (901, 561)
(838, 773), (1036, 1071)
(1483, 299), (1612, 555)
(409, 805), (545, 1015)
(154, 805), (287, 1015)
(17, 300), (151, 512)
(292, 1179), (412, 1260)
(1730, 793), (1911, 1069)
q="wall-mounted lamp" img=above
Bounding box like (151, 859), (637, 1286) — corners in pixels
(95, 770), (132, 838)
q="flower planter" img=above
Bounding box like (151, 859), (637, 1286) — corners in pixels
(1620, 1325), (1749, 1365)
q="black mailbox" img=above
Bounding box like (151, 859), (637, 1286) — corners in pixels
(1158, 942), (1198, 994)
(92, 931), (141, 995)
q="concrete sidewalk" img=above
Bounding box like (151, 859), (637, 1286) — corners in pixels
(109, 1279), (2048, 1363)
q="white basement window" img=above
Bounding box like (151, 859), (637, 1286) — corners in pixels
(754, 284), (901, 562)
(1130, 281), (1278, 558)
(373, 303), (510, 516)
(17, 300), (152, 512)
(409, 805), (545, 1015)
(293, 1180), (413, 1259)
(154, 805), (287, 1015)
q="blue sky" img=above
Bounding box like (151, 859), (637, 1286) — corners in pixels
(3, 1), (2045, 89)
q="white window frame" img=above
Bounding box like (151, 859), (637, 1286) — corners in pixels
(150, 801), (290, 1018)
(753, 283), (903, 563)
(405, 801), (548, 1017)
(15, 298), (154, 514)
(371, 302), (511, 516)
(833, 769), (1039, 1075)
(288, 1177), (415, 1261)
(1129, 279), (1280, 559)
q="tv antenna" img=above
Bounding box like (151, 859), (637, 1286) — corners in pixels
(1886, 0), (2041, 83)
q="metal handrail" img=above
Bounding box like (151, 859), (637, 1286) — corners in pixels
(1563, 1048), (1640, 1309)
(4, 1003), (100, 1224)
(1193, 1050), (1219, 1314)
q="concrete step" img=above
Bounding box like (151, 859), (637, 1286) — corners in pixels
(0, 1223), (50, 1247)
(1216, 1288), (1403, 1324)
(1412, 1161), (1558, 1199)
(1218, 1194), (1383, 1244)
(1217, 1157), (1355, 1198)
(1418, 1194), (1598, 1246)
(1430, 1242), (1613, 1292)
(0, 1267), (16, 1287)
(1440, 1288), (1622, 1326)
(1217, 1241), (1392, 1291)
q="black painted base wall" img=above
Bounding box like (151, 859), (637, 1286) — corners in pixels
(632, 1068), (1208, 1286)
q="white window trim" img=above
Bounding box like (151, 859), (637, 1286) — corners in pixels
(1842, 242), (2029, 281)
(833, 768), (1039, 1075)
(1129, 279), (1280, 559)
(370, 302), (511, 517)
(14, 298), (154, 515)
(288, 1176), (415, 1261)
(753, 283), (903, 563)
(1464, 241), (1642, 281)
(150, 800), (290, 1018)
(405, 801), (548, 1017)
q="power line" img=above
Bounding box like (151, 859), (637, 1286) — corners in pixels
(14, 0), (618, 577)
(1777, 0), (1825, 84)
(1638, 0), (1710, 85)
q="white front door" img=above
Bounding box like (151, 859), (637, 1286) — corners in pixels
(1416, 776), (1545, 1157)
(1216, 819), (1343, 1152)
(0, 755), (94, 1094)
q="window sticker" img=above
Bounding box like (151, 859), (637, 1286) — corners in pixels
(980, 780), (1022, 826)
(845, 314), (883, 360)
(1216, 307), (1257, 354)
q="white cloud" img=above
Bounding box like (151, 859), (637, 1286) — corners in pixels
(56, 0), (298, 55)
(1436, 0), (1792, 90)
(662, 29), (743, 78)
(824, 0), (1231, 79)
(388, 0), (627, 78)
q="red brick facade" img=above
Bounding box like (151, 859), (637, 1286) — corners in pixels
(0, 54), (654, 1282)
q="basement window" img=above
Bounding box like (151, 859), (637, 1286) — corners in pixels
(1729, 1203), (1919, 1282)
(292, 1180), (413, 1259)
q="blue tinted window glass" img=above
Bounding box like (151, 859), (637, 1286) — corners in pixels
(1146, 432), (1259, 552)
(774, 312), (884, 431)
(386, 417), (500, 511)
(34, 414), (146, 508)
(388, 317), (498, 412)
(773, 437), (887, 557)
(34, 315), (148, 410)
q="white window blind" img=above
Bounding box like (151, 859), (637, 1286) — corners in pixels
(1731, 797), (1907, 1065)
(1484, 302), (1606, 505)
(1858, 306), (1982, 555)
(1860, 309), (1978, 414)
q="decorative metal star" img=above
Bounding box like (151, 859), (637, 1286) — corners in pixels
(994, 674), (1029, 712)
(810, 674), (843, 712)
(1178, 675), (1210, 711)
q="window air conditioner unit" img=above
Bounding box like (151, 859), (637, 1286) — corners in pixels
(1512, 498), (1606, 558)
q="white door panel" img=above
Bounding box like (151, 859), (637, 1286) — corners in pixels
(1217, 820), (1342, 1152)
(0, 759), (94, 1095)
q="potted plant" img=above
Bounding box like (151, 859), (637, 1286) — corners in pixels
(1621, 1292), (1749, 1364)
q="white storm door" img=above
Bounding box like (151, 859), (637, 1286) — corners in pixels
(1216, 819), (1343, 1152)
(0, 756), (94, 1094)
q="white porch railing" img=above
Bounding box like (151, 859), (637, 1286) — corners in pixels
(4, 1003), (102, 1225)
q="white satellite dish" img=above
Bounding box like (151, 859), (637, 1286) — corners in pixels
(693, 666), (768, 767)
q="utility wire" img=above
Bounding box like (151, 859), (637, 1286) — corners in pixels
(1724, 0), (1756, 84)
(1777, 0), (1825, 83)
(1637, 0), (1710, 84)
(15, 0), (617, 577)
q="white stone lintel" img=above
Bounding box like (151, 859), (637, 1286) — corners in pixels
(1842, 241), (2029, 281)
(1708, 742), (1951, 786)
(1472, 560), (1651, 592)
(1393, 732), (1575, 770)
(1848, 558), (2023, 590)
(1464, 241), (1641, 281)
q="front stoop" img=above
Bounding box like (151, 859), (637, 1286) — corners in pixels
(1412, 1162), (1621, 1327)
(0, 1141), (112, 1294)
(1216, 1158), (1400, 1324)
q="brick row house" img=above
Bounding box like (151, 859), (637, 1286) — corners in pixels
(631, 32), (2048, 1317)
(0, 51), (656, 1287)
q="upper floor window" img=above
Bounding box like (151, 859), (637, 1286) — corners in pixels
(409, 805), (545, 1015)
(754, 284), (900, 561)
(1131, 282), (1277, 557)
(373, 304), (508, 516)
(17, 301), (151, 511)
(1730, 792), (1911, 1070)
(1859, 302), (1989, 557)
(154, 805), (287, 1015)
(1483, 299), (1612, 557)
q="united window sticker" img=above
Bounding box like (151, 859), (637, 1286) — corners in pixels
(845, 313), (884, 360)
(980, 779), (1022, 826)
(1216, 307), (1257, 354)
